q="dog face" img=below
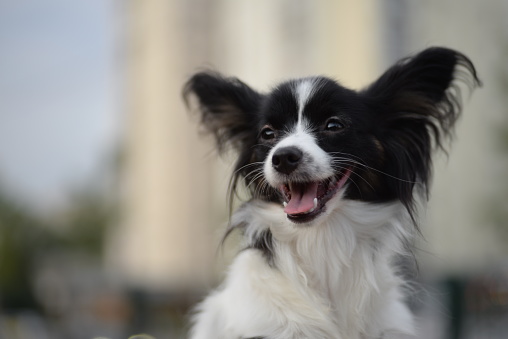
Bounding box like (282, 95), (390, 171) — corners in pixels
(184, 47), (479, 225)
(258, 77), (375, 224)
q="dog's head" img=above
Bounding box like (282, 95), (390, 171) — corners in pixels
(184, 47), (479, 225)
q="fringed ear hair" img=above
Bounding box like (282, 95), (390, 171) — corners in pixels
(362, 47), (481, 220)
(184, 71), (269, 213)
(183, 71), (263, 153)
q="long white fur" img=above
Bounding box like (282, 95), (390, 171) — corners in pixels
(190, 198), (416, 339)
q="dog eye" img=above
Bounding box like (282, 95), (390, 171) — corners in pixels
(324, 118), (345, 131)
(260, 126), (276, 140)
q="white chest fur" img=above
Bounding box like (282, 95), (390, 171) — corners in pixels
(190, 200), (416, 339)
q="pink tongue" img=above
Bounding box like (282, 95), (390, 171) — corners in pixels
(284, 182), (318, 214)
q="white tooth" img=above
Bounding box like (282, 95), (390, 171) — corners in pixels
(283, 201), (287, 207)
(313, 198), (318, 209)
(309, 207), (315, 213)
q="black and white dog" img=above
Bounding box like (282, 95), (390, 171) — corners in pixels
(184, 47), (479, 339)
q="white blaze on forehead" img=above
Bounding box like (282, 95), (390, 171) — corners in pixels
(294, 79), (316, 130)
(263, 77), (333, 187)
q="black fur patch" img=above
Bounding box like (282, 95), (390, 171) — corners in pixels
(249, 229), (274, 265)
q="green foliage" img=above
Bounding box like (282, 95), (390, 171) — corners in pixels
(0, 184), (118, 310)
(0, 194), (55, 309)
(56, 188), (118, 258)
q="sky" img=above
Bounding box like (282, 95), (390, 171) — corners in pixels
(0, 0), (120, 211)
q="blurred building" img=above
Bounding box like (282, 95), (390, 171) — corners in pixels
(404, 1), (508, 279)
(107, 0), (508, 298)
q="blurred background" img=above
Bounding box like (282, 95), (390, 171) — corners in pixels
(1, 0), (508, 338)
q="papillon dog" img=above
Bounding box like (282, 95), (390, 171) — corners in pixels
(184, 47), (479, 339)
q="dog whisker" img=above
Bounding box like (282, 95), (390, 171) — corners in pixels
(330, 157), (421, 185)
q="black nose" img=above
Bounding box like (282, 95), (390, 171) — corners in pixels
(272, 147), (303, 175)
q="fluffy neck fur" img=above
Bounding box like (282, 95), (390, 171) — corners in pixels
(233, 195), (416, 338)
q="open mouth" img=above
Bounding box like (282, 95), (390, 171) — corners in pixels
(280, 168), (352, 223)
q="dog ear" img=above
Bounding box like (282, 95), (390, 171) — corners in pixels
(183, 71), (263, 153)
(361, 47), (480, 213)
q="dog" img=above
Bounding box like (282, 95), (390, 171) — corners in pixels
(184, 47), (479, 339)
